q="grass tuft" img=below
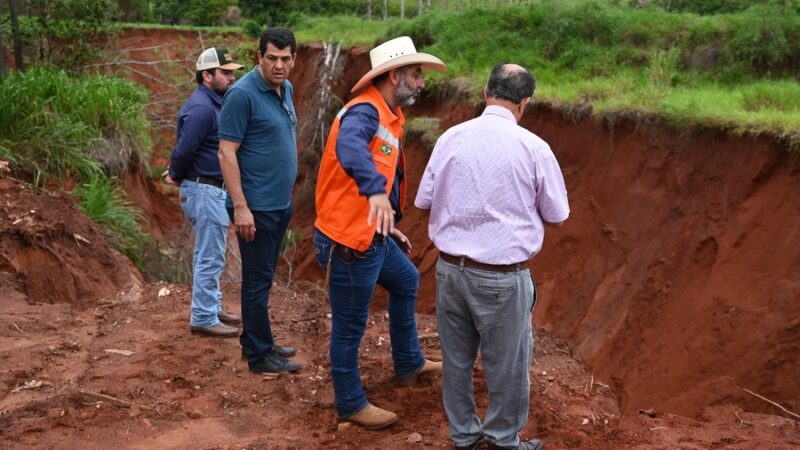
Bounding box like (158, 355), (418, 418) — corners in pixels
(73, 175), (150, 268)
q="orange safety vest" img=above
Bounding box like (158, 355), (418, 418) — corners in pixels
(315, 86), (406, 252)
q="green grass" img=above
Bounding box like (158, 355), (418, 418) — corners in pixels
(285, 2), (800, 149)
(117, 22), (242, 33)
(0, 67), (151, 184)
(0, 67), (153, 265)
(290, 1), (800, 146)
(73, 175), (150, 268)
(294, 15), (398, 46)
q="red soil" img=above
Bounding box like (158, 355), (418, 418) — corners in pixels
(290, 45), (800, 422)
(1, 29), (798, 449)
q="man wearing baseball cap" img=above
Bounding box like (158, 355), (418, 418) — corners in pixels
(164, 47), (243, 337)
(313, 36), (447, 429)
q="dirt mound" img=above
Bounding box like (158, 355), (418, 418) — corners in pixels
(0, 178), (140, 307)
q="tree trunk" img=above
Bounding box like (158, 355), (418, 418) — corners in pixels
(383, 0), (388, 20)
(9, 0), (24, 71)
(418, 0), (423, 16)
(367, 0), (372, 20)
(400, 0), (405, 20)
(0, 34), (6, 75)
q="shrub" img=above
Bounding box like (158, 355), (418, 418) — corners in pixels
(242, 19), (263, 38)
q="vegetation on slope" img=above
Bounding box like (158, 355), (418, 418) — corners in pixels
(294, 1), (800, 148)
(0, 68), (151, 265)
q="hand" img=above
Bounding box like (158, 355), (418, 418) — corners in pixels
(162, 169), (176, 185)
(234, 206), (256, 242)
(390, 228), (412, 254)
(367, 194), (395, 236)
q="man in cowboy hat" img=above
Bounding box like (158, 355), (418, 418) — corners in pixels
(313, 36), (447, 430)
(164, 47), (244, 338)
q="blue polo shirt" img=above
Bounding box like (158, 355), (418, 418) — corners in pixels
(169, 84), (223, 182)
(219, 68), (297, 211)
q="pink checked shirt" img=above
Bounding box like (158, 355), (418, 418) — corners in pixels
(415, 105), (570, 264)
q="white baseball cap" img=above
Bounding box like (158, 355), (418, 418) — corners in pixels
(196, 47), (245, 71)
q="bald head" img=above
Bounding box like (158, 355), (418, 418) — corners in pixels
(486, 63), (536, 104)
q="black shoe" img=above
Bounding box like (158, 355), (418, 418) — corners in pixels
(248, 350), (303, 373)
(274, 345), (296, 358)
(241, 345), (297, 360)
(488, 439), (543, 450)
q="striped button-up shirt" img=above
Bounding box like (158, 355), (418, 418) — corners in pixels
(415, 105), (570, 264)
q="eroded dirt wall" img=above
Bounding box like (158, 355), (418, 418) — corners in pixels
(524, 111), (800, 417)
(111, 29), (798, 420)
(286, 45), (800, 419)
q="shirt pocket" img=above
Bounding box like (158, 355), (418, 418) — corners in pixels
(373, 153), (394, 167)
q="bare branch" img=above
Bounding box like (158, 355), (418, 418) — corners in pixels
(742, 387), (800, 421)
(84, 59), (185, 69)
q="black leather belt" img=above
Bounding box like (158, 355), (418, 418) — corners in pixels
(439, 252), (527, 273)
(334, 234), (387, 263)
(187, 176), (224, 188)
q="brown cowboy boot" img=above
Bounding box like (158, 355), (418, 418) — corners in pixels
(396, 359), (443, 386)
(345, 403), (398, 430)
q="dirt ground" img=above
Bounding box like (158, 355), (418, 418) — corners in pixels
(1, 179), (799, 449)
(2, 28), (800, 449)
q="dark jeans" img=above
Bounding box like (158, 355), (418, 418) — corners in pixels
(313, 229), (425, 418)
(228, 206), (292, 362)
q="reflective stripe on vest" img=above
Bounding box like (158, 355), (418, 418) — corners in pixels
(335, 107), (400, 148)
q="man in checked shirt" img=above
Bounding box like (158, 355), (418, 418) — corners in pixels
(415, 63), (570, 450)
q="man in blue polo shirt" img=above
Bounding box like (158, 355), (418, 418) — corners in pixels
(218, 28), (301, 374)
(164, 47), (244, 338)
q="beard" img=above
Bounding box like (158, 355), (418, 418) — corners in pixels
(395, 77), (419, 107)
(211, 79), (231, 96)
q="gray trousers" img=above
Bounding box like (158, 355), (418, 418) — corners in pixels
(435, 257), (535, 448)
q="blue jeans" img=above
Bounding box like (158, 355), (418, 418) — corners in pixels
(228, 206), (292, 361)
(313, 230), (425, 418)
(180, 180), (229, 327)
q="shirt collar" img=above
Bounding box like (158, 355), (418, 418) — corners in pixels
(198, 84), (222, 106)
(482, 104), (517, 123)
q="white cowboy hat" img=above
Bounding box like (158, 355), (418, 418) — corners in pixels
(351, 36), (447, 93)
